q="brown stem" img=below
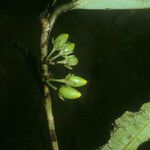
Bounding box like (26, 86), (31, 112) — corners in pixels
(40, 2), (76, 150)
(41, 17), (59, 150)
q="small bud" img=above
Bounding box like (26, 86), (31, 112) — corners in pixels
(61, 42), (75, 56)
(58, 86), (81, 100)
(54, 34), (69, 49)
(65, 55), (78, 68)
(65, 74), (87, 87)
(57, 55), (78, 69)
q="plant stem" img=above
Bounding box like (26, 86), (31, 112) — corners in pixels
(40, 1), (76, 150)
(47, 81), (58, 91)
(56, 59), (66, 64)
(41, 17), (59, 150)
(49, 52), (62, 63)
(47, 48), (56, 59)
(50, 78), (66, 83)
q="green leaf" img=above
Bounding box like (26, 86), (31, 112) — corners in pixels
(97, 102), (150, 150)
(73, 0), (150, 10)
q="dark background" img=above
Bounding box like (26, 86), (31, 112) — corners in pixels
(0, 0), (150, 150)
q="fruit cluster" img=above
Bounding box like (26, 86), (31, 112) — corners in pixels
(47, 34), (87, 100)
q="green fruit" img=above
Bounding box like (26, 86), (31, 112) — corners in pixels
(61, 42), (75, 56)
(54, 33), (69, 49)
(58, 86), (81, 100)
(65, 55), (78, 66)
(57, 55), (78, 69)
(65, 74), (87, 87)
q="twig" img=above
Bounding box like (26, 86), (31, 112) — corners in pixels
(40, 1), (76, 150)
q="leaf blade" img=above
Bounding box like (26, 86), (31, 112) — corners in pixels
(73, 0), (150, 10)
(97, 102), (150, 150)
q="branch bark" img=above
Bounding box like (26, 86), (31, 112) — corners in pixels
(40, 2), (76, 150)
(40, 17), (59, 150)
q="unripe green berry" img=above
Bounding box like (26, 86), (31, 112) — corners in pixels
(57, 55), (78, 69)
(65, 55), (78, 66)
(54, 34), (69, 49)
(58, 86), (81, 100)
(65, 74), (87, 87)
(61, 42), (75, 56)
